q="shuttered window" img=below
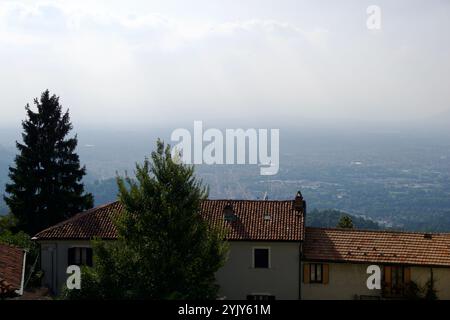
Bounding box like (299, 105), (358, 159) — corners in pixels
(304, 263), (329, 284)
(311, 263), (322, 283)
(68, 247), (93, 267)
(383, 265), (411, 296)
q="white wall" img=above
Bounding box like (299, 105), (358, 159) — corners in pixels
(39, 240), (91, 295)
(216, 241), (301, 300)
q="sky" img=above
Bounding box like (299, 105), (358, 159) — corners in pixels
(0, 0), (449, 129)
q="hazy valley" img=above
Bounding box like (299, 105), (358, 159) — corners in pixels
(1, 125), (450, 232)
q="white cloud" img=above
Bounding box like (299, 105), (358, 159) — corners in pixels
(0, 0), (449, 128)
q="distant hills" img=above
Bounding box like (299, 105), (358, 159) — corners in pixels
(306, 209), (380, 230)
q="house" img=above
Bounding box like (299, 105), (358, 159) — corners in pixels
(33, 194), (306, 299)
(0, 243), (27, 298)
(33, 192), (450, 300)
(302, 227), (450, 300)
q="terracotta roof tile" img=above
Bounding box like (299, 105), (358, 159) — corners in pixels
(201, 200), (303, 241)
(33, 202), (122, 240)
(304, 227), (450, 267)
(34, 200), (304, 242)
(0, 244), (26, 294)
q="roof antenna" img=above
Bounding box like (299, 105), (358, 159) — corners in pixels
(259, 161), (273, 201)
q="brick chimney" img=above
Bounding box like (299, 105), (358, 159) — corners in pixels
(293, 191), (306, 215)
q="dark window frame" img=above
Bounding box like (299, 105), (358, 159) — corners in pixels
(253, 248), (270, 269)
(68, 247), (93, 267)
(390, 265), (405, 295)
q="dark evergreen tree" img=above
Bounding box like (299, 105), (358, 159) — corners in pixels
(4, 90), (93, 235)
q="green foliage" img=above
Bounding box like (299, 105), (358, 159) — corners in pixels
(64, 140), (228, 300)
(0, 214), (34, 252)
(337, 215), (354, 229)
(0, 214), (17, 233)
(307, 209), (380, 230)
(4, 90), (93, 235)
(0, 222), (40, 290)
(404, 281), (422, 300)
(424, 276), (438, 300)
(404, 276), (439, 300)
(0, 229), (33, 250)
(61, 240), (136, 300)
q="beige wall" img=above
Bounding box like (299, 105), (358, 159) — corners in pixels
(302, 262), (450, 300)
(39, 240), (91, 295)
(411, 266), (450, 299)
(302, 262), (381, 300)
(216, 241), (301, 300)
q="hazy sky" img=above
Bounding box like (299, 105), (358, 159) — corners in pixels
(0, 0), (449, 129)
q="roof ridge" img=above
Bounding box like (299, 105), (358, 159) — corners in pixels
(306, 226), (450, 236)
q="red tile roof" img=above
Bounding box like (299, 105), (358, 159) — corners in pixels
(0, 244), (26, 294)
(304, 227), (450, 267)
(34, 200), (304, 242)
(201, 200), (303, 241)
(33, 202), (123, 240)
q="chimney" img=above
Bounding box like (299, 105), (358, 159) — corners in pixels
(223, 201), (236, 222)
(293, 191), (306, 215)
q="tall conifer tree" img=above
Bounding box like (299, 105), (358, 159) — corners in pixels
(4, 90), (93, 235)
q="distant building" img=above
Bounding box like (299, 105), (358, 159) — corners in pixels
(33, 192), (450, 299)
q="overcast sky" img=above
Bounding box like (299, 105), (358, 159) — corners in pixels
(0, 0), (449, 129)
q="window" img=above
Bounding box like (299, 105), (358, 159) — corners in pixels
(391, 266), (404, 294)
(68, 247), (93, 267)
(384, 265), (410, 297)
(303, 263), (329, 284)
(253, 248), (270, 268)
(247, 294), (275, 301)
(310, 263), (323, 283)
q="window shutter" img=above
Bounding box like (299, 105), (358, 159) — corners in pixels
(384, 266), (392, 295)
(404, 267), (411, 284)
(323, 264), (329, 284)
(303, 264), (310, 284)
(68, 247), (75, 266)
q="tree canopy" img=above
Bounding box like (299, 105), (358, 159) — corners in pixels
(337, 215), (354, 229)
(4, 90), (93, 235)
(64, 140), (228, 299)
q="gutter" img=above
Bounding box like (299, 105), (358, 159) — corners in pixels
(14, 249), (27, 296)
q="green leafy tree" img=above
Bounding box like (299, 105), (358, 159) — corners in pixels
(4, 90), (93, 235)
(64, 140), (228, 299)
(0, 214), (17, 233)
(337, 215), (354, 229)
